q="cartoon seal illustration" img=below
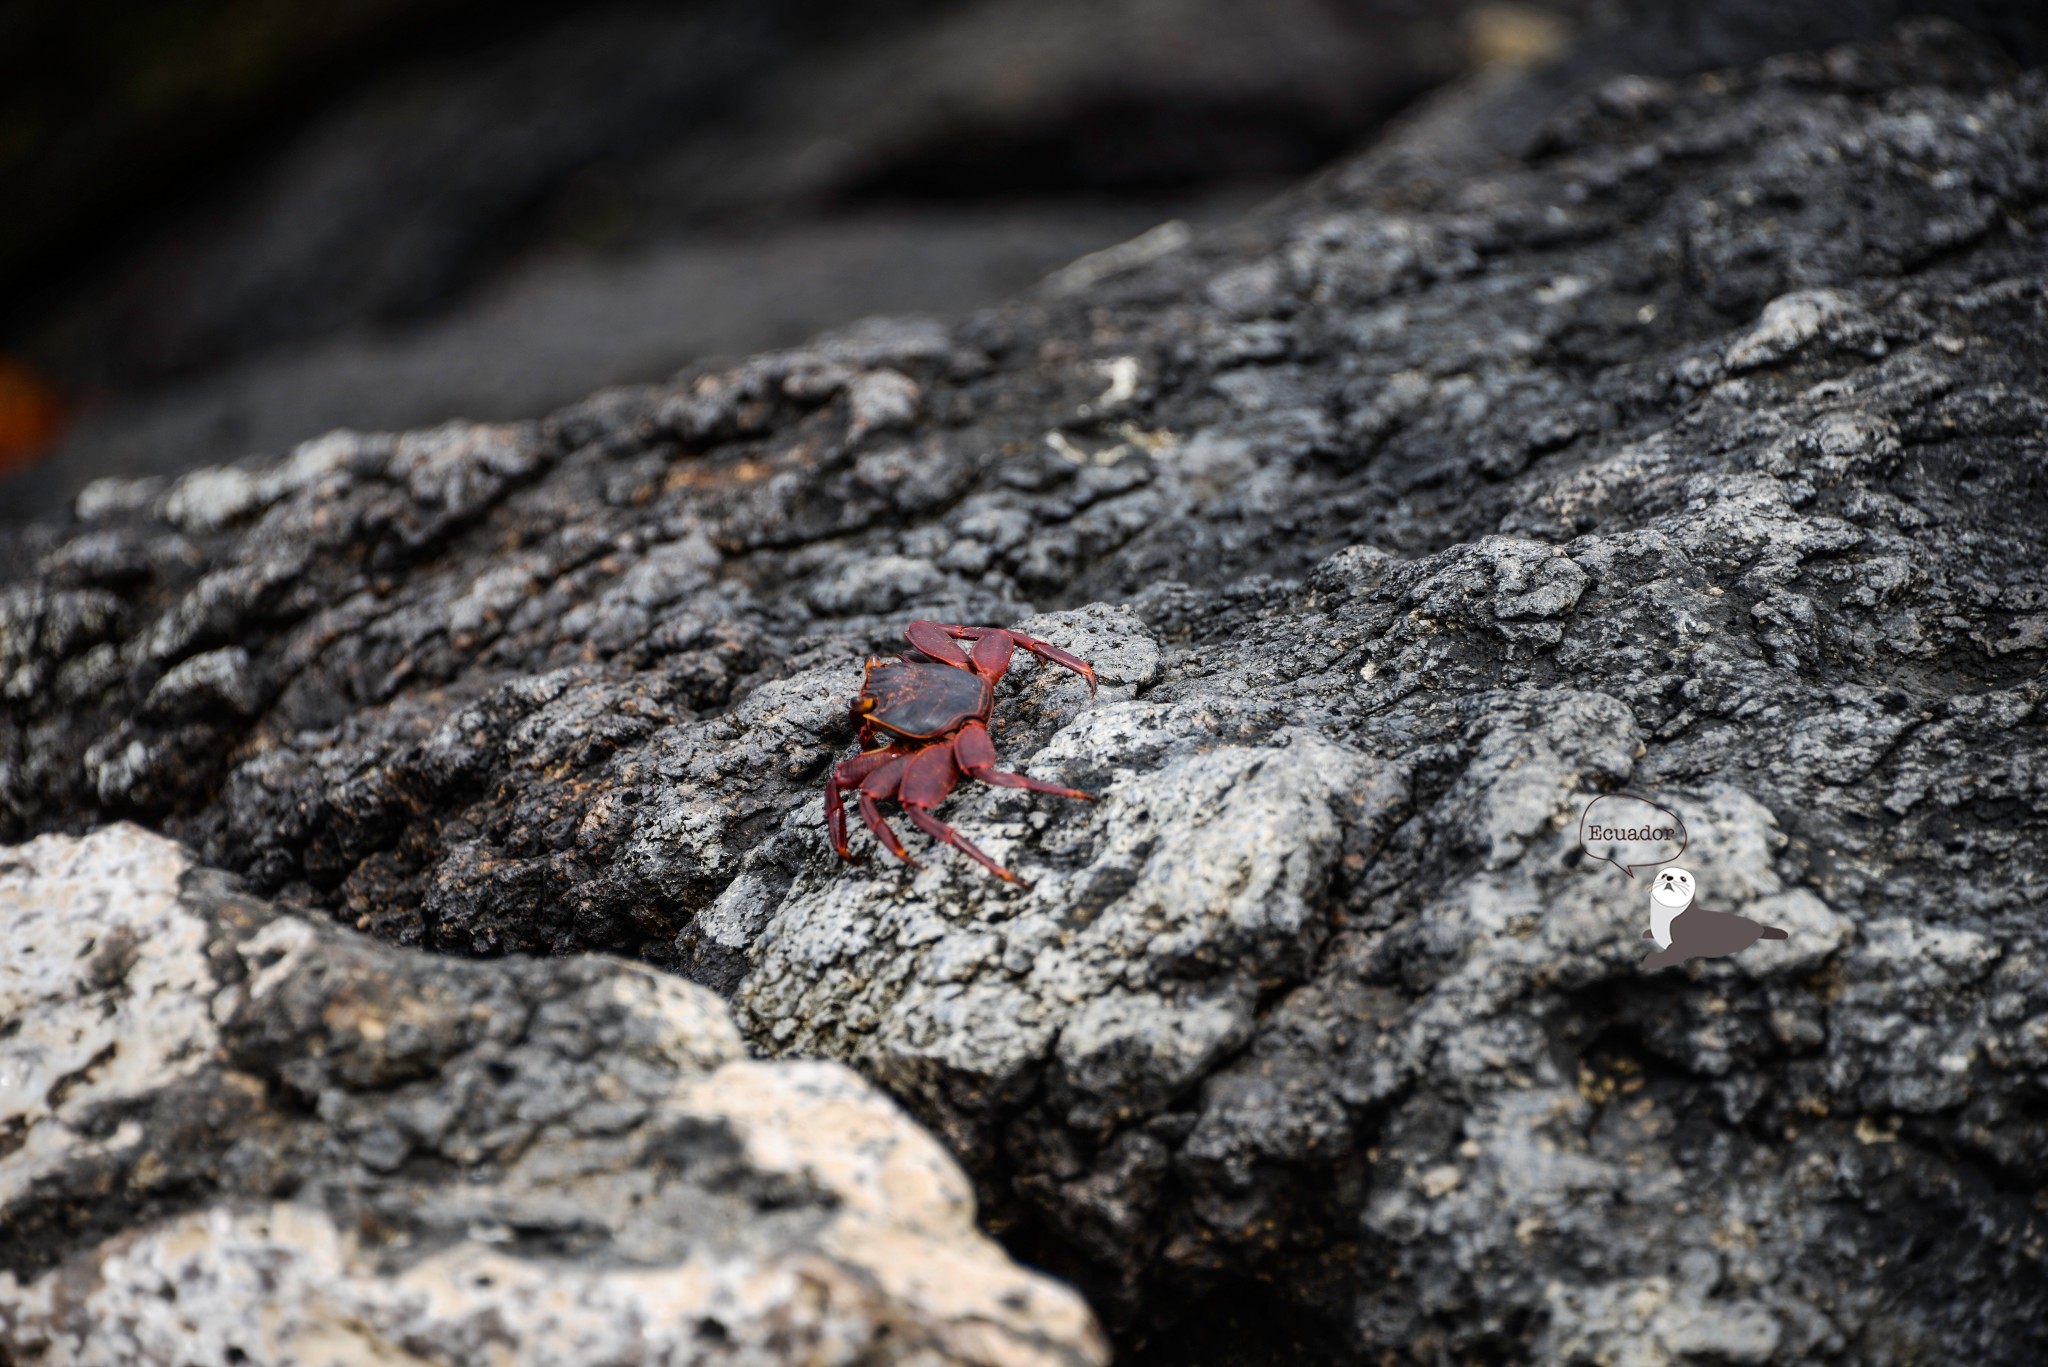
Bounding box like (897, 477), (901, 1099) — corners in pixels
(1640, 865), (1788, 970)
(1644, 868), (1695, 948)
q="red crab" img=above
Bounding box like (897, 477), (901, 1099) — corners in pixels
(826, 620), (1098, 885)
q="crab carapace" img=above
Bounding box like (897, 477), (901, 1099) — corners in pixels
(825, 621), (1097, 886)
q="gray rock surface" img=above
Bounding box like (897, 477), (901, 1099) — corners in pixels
(4, 16), (2048, 1364)
(0, 824), (1107, 1366)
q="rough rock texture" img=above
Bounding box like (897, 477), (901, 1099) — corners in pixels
(0, 824), (1107, 1366)
(4, 17), (2048, 1365)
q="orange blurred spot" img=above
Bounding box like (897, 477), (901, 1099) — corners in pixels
(0, 357), (67, 475)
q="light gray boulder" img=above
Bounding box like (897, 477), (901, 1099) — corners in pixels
(0, 825), (1107, 1367)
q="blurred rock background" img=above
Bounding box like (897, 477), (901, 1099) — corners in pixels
(0, 0), (1566, 516)
(1, 0), (2042, 521)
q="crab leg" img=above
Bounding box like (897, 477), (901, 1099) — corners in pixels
(955, 720), (1095, 801)
(999, 628), (1097, 693)
(826, 749), (897, 861)
(965, 630), (1015, 683)
(898, 743), (1027, 885)
(904, 621), (1098, 694)
(856, 755), (920, 868)
(902, 621), (974, 668)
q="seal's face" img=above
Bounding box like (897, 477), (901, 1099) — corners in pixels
(1651, 867), (1696, 909)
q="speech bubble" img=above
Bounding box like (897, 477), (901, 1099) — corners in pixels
(1578, 792), (1687, 879)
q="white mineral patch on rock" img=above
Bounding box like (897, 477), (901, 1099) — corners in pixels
(1, 1196), (1091, 1367)
(1723, 288), (1866, 370)
(0, 827), (1107, 1367)
(0, 825), (218, 1206)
